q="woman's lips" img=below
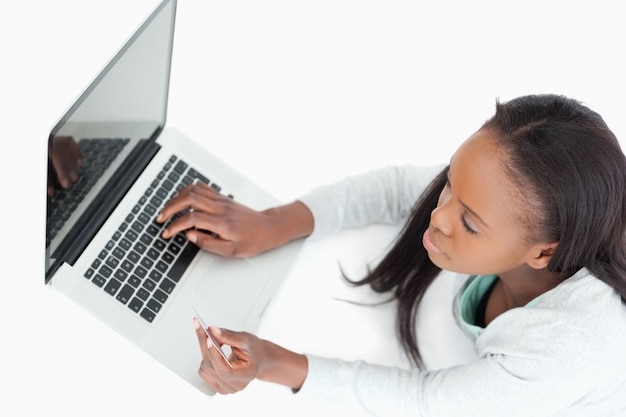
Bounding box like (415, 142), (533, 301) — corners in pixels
(423, 228), (444, 255)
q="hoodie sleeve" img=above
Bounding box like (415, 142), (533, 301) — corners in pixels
(298, 164), (444, 238)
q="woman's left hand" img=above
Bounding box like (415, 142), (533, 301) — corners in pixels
(193, 318), (308, 394)
(194, 320), (267, 394)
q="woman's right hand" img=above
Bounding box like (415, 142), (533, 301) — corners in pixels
(156, 182), (313, 258)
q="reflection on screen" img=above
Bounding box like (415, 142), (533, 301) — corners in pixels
(46, 0), (176, 278)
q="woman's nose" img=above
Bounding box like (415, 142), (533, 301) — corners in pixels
(431, 191), (453, 236)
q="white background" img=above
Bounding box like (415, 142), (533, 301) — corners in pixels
(1, 0), (625, 416)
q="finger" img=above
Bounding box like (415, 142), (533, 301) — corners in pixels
(159, 212), (220, 243)
(205, 328), (235, 372)
(211, 327), (253, 355)
(157, 183), (220, 223)
(193, 318), (211, 362)
(198, 365), (234, 395)
(160, 210), (213, 237)
(162, 209), (238, 246)
(186, 231), (243, 258)
(212, 328), (257, 372)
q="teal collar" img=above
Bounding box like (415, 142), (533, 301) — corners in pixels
(459, 275), (542, 338)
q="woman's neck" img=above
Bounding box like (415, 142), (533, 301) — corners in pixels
(484, 266), (563, 325)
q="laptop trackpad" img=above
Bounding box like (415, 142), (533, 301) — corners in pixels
(194, 257), (270, 325)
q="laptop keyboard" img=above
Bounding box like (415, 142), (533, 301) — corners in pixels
(83, 155), (232, 323)
(47, 138), (129, 241)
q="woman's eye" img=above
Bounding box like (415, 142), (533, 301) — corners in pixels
(460, 215), (477, 235)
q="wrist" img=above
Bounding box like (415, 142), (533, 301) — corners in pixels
(261, 201), (314, 248)
(258, 340), (308, 390)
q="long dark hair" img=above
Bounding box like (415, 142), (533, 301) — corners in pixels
(348, 94), (626, 368)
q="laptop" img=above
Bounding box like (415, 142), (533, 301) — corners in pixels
(45, 0), (302, 395)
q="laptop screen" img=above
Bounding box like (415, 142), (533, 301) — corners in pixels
(46, 0), (177, 282)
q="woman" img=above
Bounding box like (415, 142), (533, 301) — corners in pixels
(158, 94), (626, 416)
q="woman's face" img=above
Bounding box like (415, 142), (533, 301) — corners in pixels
(423, 128), (550, 276)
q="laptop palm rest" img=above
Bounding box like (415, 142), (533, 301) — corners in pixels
(193, 257), (270, 325)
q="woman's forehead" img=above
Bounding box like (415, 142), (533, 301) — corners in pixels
(450, 129), (532, 227)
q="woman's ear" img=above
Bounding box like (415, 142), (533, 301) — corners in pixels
(527, 242), (558, 270)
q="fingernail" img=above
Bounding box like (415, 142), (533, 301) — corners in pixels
(188, 233), (196, 244)
(206, 339), (213, 349)
(193, 317), (200, 329)
(156, 213), (163, 222)
(210, 326), (222, 335)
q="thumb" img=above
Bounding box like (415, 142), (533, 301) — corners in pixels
(210, 327), (250, 350)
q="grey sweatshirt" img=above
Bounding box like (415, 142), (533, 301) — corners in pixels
(296, 165), (626, 416)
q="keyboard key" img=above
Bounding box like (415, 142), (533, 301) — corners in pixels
(119, 238), (132, 251)
(128, 297), (143, 313)
(147, 248), (160, 260)
(134, 265), (147, 278)
(155, 261), (168, 274)
(153, 240), (166, 251)
(146, 224), (160, 237)
(144, 204), (157, 216)
(162, 179), (174, 191)
(173, 160), (188, 174)
(149, 270), (162, 282)
(125, 230), (139, 242)
(167, 242), (181, 255)
(140, 257), (154, 270)
(128, 275), (141, 288)
(114, 269), (128, 282)
(105, 255), (119, 269)
(120, 260), (134, 274)
(156, 187), (168, 199)
(92, 274), (106, 287)
(137, 288), (150, 301)
(140, 308), (156, 323)
(149, 196), (162, 208)
(133, 242), (147, 255)
(113, 247), (126, 259)
(127, 250), (140, 263)
(143, 279), (157, 292)
(167, 243), (199, 282)
(159, 278), (176, 294)
(173, 234), (186, 246)
(116, 284), (134, 304)
(104, 278), (122, 296)
(153, 289), (168, 304)
(161, 252), (175, 264)
(99, 265), (112, 278)
(140, 233), (153, 246)
(131, 221), (144, 233)
(138, 212), (150, 224)
(147, 298), (162, 313)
